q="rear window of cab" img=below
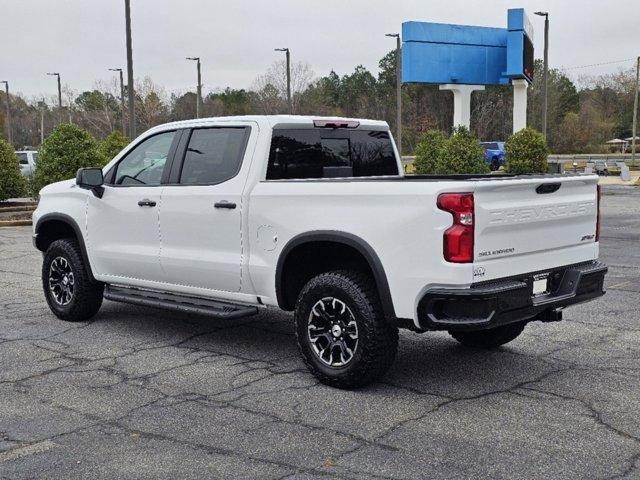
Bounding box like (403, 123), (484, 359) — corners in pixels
(266, 129), (398, 180)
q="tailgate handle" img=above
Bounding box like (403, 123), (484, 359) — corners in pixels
(536, 183), (561, 194)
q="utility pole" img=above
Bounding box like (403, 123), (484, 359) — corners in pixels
(386, 33), (402, 156)
(124, 0), (136, 139)
(46, 72), (62, 124)
(535, 12), (549, 139)
(40, 100), (45, 144)
(275, 48), (291, 114)
(0, 81), (11, 145)
(109, 68), (127, 135)
(632, 56), (639, 167)
(186, 57), (202, 118)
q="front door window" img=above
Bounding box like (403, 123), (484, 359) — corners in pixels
(111, 131), (176, 185)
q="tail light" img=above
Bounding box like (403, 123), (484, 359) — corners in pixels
(595, 184), (601, 241)
(437, 193), (474, 263)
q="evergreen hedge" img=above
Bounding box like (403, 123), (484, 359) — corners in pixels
(0, 139), (27, 201)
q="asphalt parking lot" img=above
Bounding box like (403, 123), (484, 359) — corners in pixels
(1, 186), (639, 480)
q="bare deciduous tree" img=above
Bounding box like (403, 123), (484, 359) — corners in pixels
(253, 60), (314, 114)
(135, 77), (169, 132)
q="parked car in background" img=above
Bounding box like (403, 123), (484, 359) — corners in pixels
(16, 150), (38, 176)
(480, 141), (504, 171)
(594, 160), (609, 176)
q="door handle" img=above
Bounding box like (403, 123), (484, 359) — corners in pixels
(214, 201), (237, 209)
(138, 199), (156, 207)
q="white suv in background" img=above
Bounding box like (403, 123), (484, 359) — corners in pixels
(16, 150), (38, 176)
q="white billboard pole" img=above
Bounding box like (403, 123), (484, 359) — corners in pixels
(439, 84), (485, 129)
(512, 79), (528, 133)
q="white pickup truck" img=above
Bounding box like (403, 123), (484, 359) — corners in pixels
(33, 116), (607, 388)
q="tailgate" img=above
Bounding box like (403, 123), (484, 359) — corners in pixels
(473, 175), (599, 264)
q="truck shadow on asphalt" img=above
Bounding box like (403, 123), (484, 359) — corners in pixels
(94, 300), (555, 396)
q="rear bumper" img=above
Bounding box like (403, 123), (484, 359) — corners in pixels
(417, 261), (607, 331)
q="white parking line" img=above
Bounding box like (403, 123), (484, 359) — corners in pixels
(0, 440), (56, 463)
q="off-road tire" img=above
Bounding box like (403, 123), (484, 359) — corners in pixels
(42, 238), (104, 322)
(449, 322), (526, 349)
(294, 270), (398, 389)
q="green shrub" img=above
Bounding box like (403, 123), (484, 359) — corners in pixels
(97, 131), (129, 166)
(504, 128), (549, 174)
(436, 126), (490, 175)
(413, 130), (446, 174)
(31, 124), (101, 194)
(0, 139), (27, 201)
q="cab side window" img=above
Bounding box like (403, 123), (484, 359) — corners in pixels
(111, 131), (176, 186)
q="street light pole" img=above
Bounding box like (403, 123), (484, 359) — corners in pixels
(109, 68), (127, 135)
(124, 0), (136, 139)
(46, 72), (62, 124)
(186, 57), (202, 118)
(40, 99), (45, 144)
(0, 81), (11, 145)
(275, 48), (291, 114)
(386, 33), (402, 156)
(632, 56), (639, 167)
(535, 12), (549, 139)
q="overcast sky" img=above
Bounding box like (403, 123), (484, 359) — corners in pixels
(2, 0), (638, 101)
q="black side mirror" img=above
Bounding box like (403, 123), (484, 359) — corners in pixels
(76, 167), (104, 198)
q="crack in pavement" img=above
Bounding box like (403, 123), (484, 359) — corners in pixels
(1, 206), (639, 480)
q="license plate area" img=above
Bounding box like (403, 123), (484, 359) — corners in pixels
(532, 273), (550, 297)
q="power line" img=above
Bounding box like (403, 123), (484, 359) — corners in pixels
(563, 58), (635, 70)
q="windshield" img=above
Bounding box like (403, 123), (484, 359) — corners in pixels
(481, 142), (500, 150)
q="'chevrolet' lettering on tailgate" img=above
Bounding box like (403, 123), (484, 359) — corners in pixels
(488, 201), (595, 225)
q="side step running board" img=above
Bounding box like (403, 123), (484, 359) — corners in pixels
(104, 285), (258, 319)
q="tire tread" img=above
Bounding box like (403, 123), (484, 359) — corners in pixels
(295, 270), (398, 389)
(42, 238), (103, 322)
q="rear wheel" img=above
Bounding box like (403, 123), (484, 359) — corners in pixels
(294, 271), (398, 389)
(42, 238), (104, 322)
(449, 322), (526, 349)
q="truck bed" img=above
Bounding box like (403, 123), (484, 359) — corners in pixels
(266, 173), (585, 182)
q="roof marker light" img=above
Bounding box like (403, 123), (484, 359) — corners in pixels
(313, 119), (360, 129)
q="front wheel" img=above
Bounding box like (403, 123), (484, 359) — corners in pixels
(449, 322), (526, 349)
(42, 238), (104, 322)
(294, 271), (398, 389)
(490, 158), (501, 171)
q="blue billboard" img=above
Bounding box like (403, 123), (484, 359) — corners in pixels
(506, 8), (534, 82)
(402, 8), (534, 86)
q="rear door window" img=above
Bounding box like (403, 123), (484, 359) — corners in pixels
(267, 129), (398, 180)
(178, 127), (248, 185)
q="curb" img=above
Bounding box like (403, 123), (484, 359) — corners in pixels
(0, 205), (37, 213)
(0, 220), (32, 227)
